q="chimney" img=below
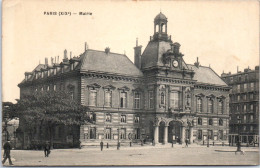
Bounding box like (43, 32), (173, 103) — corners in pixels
(85, 42), (88, 51)
(70, 51), (72, 59)
(134, 38), (142, 69)
(51, 57), (54, 65)
(105, 47), (110, 54)
(173, 42), (180, 54)
(45, 58), (48, 66)
(194, 57), (200, 68)
(63, 49), (68, 62)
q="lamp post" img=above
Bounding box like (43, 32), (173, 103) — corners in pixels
(236, 115), (241, 153)
(117, 128), (120, 150)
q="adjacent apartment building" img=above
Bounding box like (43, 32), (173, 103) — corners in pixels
(221, 66), (259, 145)
(18, 13), (230, 149)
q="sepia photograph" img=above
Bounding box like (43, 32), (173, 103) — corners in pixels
(2, 0), (259, 166)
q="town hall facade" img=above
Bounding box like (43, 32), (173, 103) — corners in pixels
(18, 13), (230, 148)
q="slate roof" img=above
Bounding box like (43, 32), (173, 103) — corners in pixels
(80, 49), (143, 77)
(141, 41), (188, 70)
(187, 64), (228, 86)
(154, 12), (167, 21)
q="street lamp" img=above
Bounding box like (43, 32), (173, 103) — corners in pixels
(117, 128), (120, 150)
(236, 115), (242, 153)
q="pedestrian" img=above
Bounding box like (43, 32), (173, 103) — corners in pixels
(100, 141), (103, 151)
(185, 139), (189, 147)
(2, 140), (13, 165)
(44, 142), (51, 157)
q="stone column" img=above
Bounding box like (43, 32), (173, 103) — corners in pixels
(181, 126), (186, 143)
(164, 126), (168, 144)
(190, 127), (194, 143)
(154, 125), (159, 144)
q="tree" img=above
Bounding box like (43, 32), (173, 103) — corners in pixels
(16, 90), (90, 148)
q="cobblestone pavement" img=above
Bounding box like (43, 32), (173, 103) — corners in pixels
(2, 144), (259, 166)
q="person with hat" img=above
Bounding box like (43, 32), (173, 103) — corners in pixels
(2, 140), (13, 165)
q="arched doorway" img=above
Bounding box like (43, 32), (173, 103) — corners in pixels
(159, 121), (165, 143)
(168, 120), (182, 143)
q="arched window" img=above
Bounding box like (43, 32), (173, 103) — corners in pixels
(161, 92), (165, 104)
(219, 118), (223, 126)
(208, 98), (214, 113)
(197, 97), (202, 112)
(155, 24), (159, 33)
(209, 118), (213, 125)
(161, 23), (165, 32)
(198, 117), (202, 125)
(218, 99), (224, 114)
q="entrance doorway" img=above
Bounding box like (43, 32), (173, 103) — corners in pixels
(168, 121), (181, 143)
(159, 122), (165, 143)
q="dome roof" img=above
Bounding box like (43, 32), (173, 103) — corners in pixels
(154, 12), (167, 21)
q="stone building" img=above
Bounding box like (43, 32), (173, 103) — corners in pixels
(18, 12), (230, 148)
(221, 66), (259, 145)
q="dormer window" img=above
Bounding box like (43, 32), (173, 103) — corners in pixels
(41, 71), (44, 78)
(54, 68), (57, 75)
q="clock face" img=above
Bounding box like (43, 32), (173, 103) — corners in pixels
(172, 60), (179, 67)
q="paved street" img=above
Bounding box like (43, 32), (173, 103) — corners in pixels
(2, 144), (259, 166)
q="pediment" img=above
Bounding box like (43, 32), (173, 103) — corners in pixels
(118, 86), (130, 92)
(87, 83), (101, 89)
(103, 84), (116, 90)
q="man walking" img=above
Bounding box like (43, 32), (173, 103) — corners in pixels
(44, 142), (51, 157)
(185, 139), (189, 147)
(100, 141), (103, 151)
(2, 140), (13, 165)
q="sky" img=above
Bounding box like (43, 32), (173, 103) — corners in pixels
(2, 0), (259, 103)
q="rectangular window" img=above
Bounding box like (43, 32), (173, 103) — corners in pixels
(54, 84), (56, 91)
(41, 72), (44, 78)
(105, 113), (111, 122)
(250, 104), (254, 111)
(197, 97), (202, 112)
(244, 83), (247, 91)
(250, 115), (254, 123)
(250, 126), (254, 132)
(250, 83), (254, 90)
(198, 130), (202, 140)
(105, 128), (111, 139)
(120, 92), (127, 108)
(149, 91), (154, 109)
(89, 90), (97, 106)
(243, 126), (247, 131)
(89, 127), (96, 139)
(243, 104), (247, 112)
(41, 87), (44, 92)
(47, 86), (50, 91)
(219, 130), (223, 140)
(120, 115), (126, 123)
(237, 85), (240, 92)
(134, 128), (140, 139)
(250, 93), (254, 100)
(170, 91), (179, 109)
(54, 68), (57, 75)
(120, 128), (126, 139)
(237, 95), (240, 101)
(243, 115), (247, 123)
(104, 90), (112, 107)
(134, 92), (141, 109)
(134, 116), (140, 123)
